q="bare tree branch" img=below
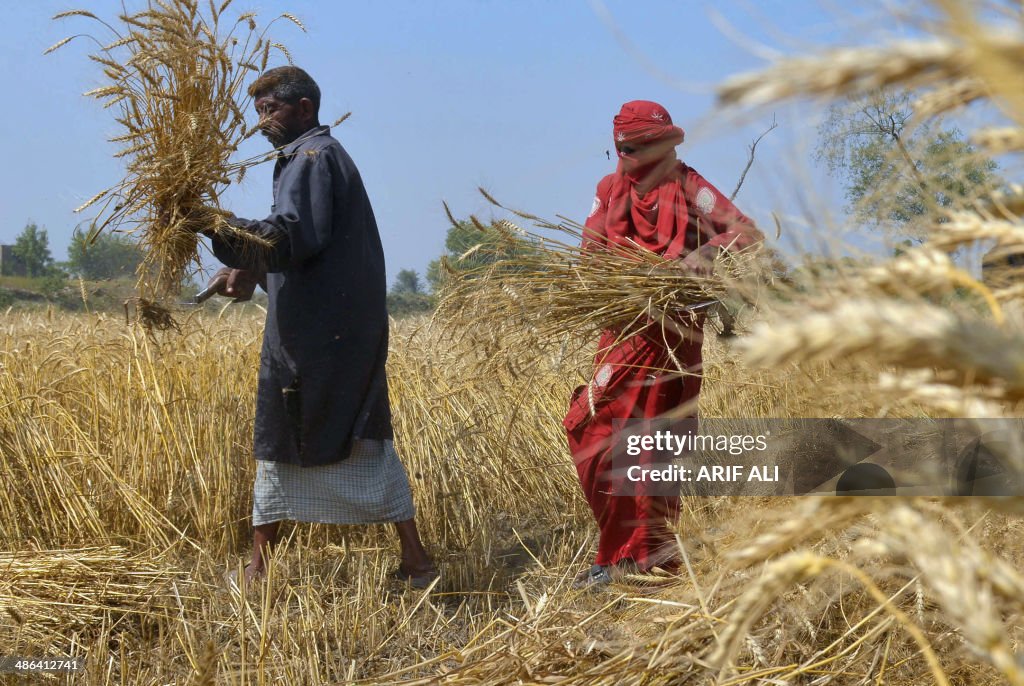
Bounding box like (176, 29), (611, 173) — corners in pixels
(730, 115), (779, 201)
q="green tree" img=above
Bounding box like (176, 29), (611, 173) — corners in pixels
(12, 222), (54, 277)
(817, 90), (1000, 239)
(391, 268), (424, 295)
(67, 229), (143, 280)
(426, 219), (536, 293)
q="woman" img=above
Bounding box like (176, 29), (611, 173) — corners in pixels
(565, 100), (762, 588)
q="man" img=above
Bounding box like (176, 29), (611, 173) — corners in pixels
(564, 100), (762, 588)
(203, 66), (435, 587)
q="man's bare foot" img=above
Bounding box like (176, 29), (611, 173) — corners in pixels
(399, 558), (435, 575)
(394, 561), (438, 589)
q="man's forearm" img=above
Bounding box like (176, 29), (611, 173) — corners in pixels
(209, 216), (291, 273)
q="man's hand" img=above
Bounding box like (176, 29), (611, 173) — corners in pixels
(679, 244), (720, 278)
(193, 209), (238, 237)
(206, 267), (262, 302)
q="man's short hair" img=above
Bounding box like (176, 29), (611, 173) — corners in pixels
(248, 66), (321, 113)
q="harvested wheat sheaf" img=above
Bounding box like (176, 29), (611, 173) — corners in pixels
(435, 193), (766, 373)
(49, 0), (304, 314)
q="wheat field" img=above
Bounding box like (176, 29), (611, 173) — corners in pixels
(7, 0), (1024, 683)
(1, 306), (1023, 685)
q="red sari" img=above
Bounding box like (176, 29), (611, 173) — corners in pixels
(564, 101), (760, 571)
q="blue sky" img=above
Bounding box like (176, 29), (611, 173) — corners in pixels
(1, 1), (905, 285)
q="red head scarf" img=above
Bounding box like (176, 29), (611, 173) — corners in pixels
(594, 101), (695, 258)
(613, 100), (685, 147)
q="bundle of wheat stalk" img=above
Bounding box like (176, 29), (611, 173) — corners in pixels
(47, 0), (304, 324)
(0, 546), (187, 648)
(435, 193), (764, 371)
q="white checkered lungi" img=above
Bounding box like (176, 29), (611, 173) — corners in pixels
(252, 439), (416, 526)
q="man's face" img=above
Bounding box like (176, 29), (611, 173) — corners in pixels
(255, 95), (306, 148)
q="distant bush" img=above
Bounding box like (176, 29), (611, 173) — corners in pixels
(67, 230), (143, 280)
(387, 292), (434, 318)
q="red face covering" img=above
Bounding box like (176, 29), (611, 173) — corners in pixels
(602, 101), (692, 259)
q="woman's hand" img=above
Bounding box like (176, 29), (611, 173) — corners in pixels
(679, 244), (721, 277)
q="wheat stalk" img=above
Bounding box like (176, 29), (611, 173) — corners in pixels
(719, 30), (1024, 108)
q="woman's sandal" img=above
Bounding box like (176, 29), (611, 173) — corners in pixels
(572, 564), (614, 590)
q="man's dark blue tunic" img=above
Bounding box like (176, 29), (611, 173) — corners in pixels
(213, 125), (392, 467)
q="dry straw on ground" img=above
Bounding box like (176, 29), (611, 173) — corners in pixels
(6, 309), (1024, 685)
(0, 546), (188, 647)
